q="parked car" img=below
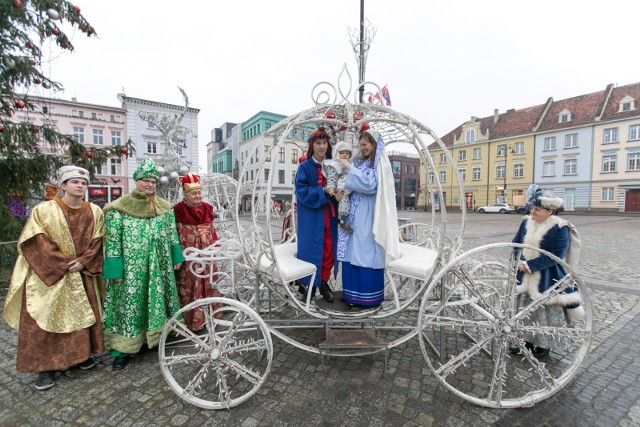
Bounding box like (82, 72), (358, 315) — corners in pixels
(476, 203), (515, 214)
(514, 205), (527, 214)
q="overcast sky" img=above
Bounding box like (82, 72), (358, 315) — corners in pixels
(38, 0), (640, 170)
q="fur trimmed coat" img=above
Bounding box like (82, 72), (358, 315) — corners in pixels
(512, 215), (584, 321)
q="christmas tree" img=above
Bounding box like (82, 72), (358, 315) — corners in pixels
(0, 0), (133, 247)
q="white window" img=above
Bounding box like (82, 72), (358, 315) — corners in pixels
(147, 141), (157, 154)
(564, 159), (577, 175)
(111, 130), (121, 146)
(279, 147), (285, 163)
(514, 163), (524, 178)
(619, 97), (635, 112)
(110, 158), (122, 176)
(95, 161), (107, 175)
(264, 145), (271, 161)
(472, 166), (481, 181)
(465, 129), (475, 144)
(458, 150), (467, 161)
(110, 114), (116, 122)
(92, 129), (104, 145)
(147, 121), (155, 129)
(72, 110), (79, 117)
(602, 155), (617, 172)
(278, 169), (285, 184)
(439, 153), (446, 163)
(543, 161), (555, 176)
(565, 133), (578, 148)
(91, 112), (97, 119)
(473, 147), (481, 159)
(291, 170), (296, 183)
(496, 164), (506, 179)
(497, 144), (507, 156)
(73, 126), (84, 143)
(558, 111), (572, 123)
(603, 128), (619, 144)
(428, 171), (435, 183)
(629, 153), (640, 171)
(513, 141), (524, 154)
(544, 137), (556, 151)
(457, 167), (466, 182)
(602, 187), (615, 201)
(629, 125), (640, 141)
(78, 110), (84, 118)
(439, 170), (447, 182)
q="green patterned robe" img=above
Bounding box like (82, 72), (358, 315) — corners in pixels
(102, 208), (185, 353)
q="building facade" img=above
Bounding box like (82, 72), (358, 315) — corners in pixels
(427, 81), (640, 213)
(388, 151), (420, 209)
(13, 96), (128, 206)
(117, 93), (199, 191)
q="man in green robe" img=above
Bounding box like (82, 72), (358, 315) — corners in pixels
(102, 157), (184, 370)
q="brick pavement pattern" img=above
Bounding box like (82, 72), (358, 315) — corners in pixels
(1, 213), (639, 426)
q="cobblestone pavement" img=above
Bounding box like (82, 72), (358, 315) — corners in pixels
(1, 213), (639, 426)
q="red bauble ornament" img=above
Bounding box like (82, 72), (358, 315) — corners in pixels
(353, 111), (363, 121)
(120, 147), (128, 155)
(27, 42), (34, 49)
(0, 124), (4, 133)
(14, 0), (23, 9)
(359, 123), (370, 133)
(16, 100), (26, 109)
(31, 59), (37, 65)
(52, 28), (60, 36)
(74, 5), (81, 13)
(34, 77), (41, 84)
(325, 111), (336, 119)
(31, 125), (39, 133)
(86, 152), (93, 159)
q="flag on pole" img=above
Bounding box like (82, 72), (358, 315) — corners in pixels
(381, 85), (392, 106)
(368, 94), (374, 103)
(374, 92), (382, 104)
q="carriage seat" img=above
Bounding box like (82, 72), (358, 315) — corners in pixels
(258, 242), (316, 283)
(386, 243), (439, 280)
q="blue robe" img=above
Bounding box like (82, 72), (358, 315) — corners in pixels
(295, 158), (338, 288)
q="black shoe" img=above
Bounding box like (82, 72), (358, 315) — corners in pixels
(112, 356), (131, 371)
(509, 341), (534, 354)
(319, 281), (334, 303)
(35, 371), (56, 391)
(533, 347), (550, 359)
(300, 286), (316, 302)
(76, 357), (97, 370)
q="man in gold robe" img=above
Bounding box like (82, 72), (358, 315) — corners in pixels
(3, 166), (105, 391)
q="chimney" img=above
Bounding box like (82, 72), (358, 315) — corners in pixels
(71, 96), (77, 102)
(493, 109), (499, 124)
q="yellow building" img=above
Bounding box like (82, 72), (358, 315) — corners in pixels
(422, 105), (545, 211)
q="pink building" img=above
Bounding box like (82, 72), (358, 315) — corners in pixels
(14, 96), (129, 207)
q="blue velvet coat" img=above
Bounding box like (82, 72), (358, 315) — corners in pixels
(512, 215), (581, 310)
(295, 158), (338, 287)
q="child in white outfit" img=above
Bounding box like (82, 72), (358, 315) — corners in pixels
(323, 140), (353, 232)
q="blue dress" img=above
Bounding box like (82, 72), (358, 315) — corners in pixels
(338, 139), (386, 306)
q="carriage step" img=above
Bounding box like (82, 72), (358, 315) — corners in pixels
(318, 329), (388, 372)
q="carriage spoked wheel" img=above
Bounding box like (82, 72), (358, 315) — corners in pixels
(159, 297), (273, 409)
(418, 243), (592, 408)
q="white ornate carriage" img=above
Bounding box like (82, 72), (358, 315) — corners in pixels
(156, 69), (592, 410)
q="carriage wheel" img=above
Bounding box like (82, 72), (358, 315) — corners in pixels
(418, 243), (592, 408)
(159, 297), (273, 409)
